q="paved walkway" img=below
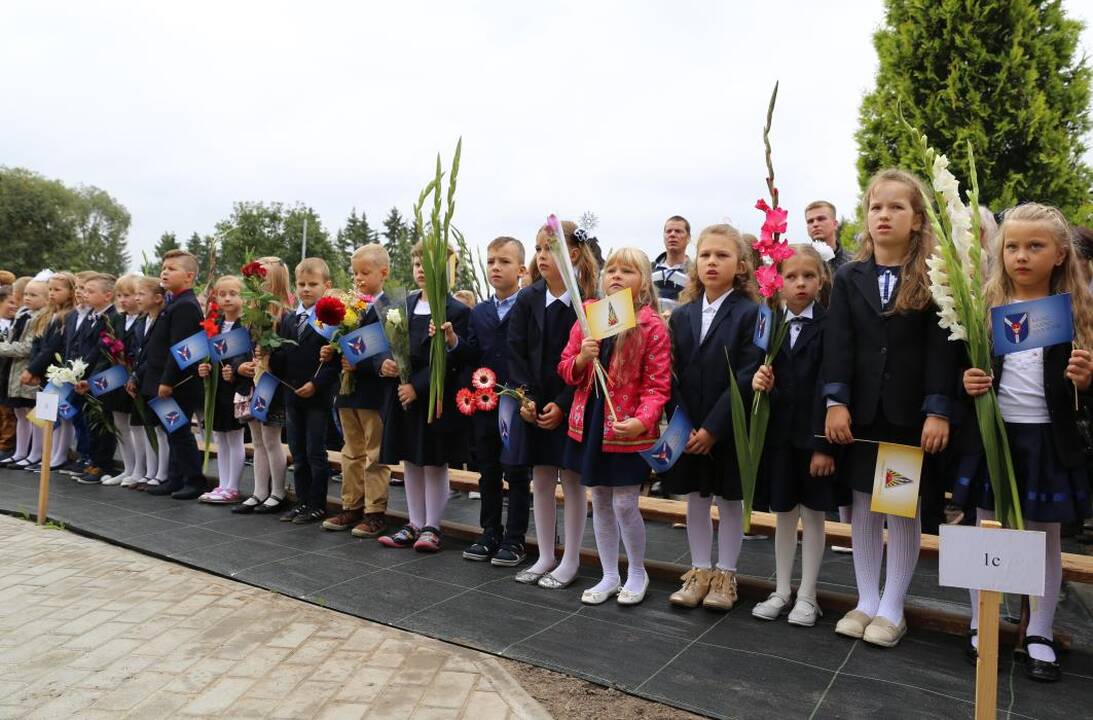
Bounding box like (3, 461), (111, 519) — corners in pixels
(0, 514), (551, 720)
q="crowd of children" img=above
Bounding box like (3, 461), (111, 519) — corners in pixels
(1, 167), (1090, 684)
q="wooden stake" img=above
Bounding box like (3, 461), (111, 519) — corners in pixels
(37, 425), (53, 526)
(975, 519), (1003, 719)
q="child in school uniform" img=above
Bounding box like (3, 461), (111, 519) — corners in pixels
(72, 273), (121, 485)
(125, 277), (168, 489)
(508, 220), (600, 588)
(270, 257), (338, 524)
(960, 203), (1093, 682)
(197, 275), (246, 503)
(824, 169), (958, 648)
(377, 242), (473, 552)
(67, 270), (97, 472)
(99, 275), (142, 486)
(750, 244), (836, 626)
(134, 250), (207, 500)
(558, 247), (671, 606)
(461, 236), (532, 566)
(0, 276), (17, 459)
(25, 272), (77, 472)
(320, 244), (394, 537)
(0, 277), (47, 468)
(662, 225), (763, 612)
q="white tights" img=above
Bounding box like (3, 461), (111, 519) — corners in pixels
(11, 408), (31, 462)
(526, 466), (586, 583)
(684, 493), (744, 572)
(154, 427), (169, 480)
(773, 506), (826, 603)
(588, 485), (647, 594)
(402, 462), (449, 529)
(50, 420), (74, 468)
(213, 429), (245, 492)
(112, 412), (135, 478)
(248, 421), (286, 500)
(850, 490), (921, 625)
(969, 509), (1061, 663)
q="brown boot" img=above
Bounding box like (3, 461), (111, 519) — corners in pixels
(351, 512), (387, 538)
(668, 567), (713, 608)
(702, 569), (738, 611)
(322, 508), (363, 531)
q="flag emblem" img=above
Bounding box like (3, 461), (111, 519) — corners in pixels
(212, 339), (228, 357)
(607, 302), (619, 327)
(253, 396), (267, 413)
(650, 444), (672, 465)
(499, 417), (509, 444)
(885, 467), (912, 488)
(165, 411), (181, 425)
(92, 377), (109, 392)
(348, 336), (367, 356)
(1004, 313), (1029, 344)
(756, 313), (767, 338)
(175, 345), (192, 362)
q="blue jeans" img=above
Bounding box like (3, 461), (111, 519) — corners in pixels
(286, 398), (331, 510)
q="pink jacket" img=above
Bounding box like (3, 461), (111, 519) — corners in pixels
(557, 304), (672, 453)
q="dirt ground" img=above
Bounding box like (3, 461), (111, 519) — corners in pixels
(501, 659), (704, 720)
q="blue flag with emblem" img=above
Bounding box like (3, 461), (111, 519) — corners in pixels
(639, 408), (692, 473)
(338, 323), (389, 364)
(57, 397), (79, 421)
(149, 396), (189, 433)
(990, 293), (1073, 355)
(209, 327), (252, 364)
(498, 395), (517, 450)
(249, 372), (280, 423)
(170, 331), (210, 369)
(88, 364), (129, 397)
(42, 381), (74, 402)
(753, 303), (772, 351)
(307, 305), (339, 342)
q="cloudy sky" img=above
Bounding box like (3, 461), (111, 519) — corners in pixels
(3, 1), (1091, 271)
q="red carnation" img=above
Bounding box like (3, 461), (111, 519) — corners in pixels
(200, 316), (219, 338)
(315, 296), (347, 327)
(241, 261), (267, 279)
(471, 367), (497, 391)
(456, 388), (477, 416)
(474, 387), (499, 412)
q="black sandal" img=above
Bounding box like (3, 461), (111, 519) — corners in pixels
(1023, 635), (1061, 682)
(232, 496), (266, 515)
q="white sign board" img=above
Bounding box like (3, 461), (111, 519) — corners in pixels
(34, 392), (58, 423)
(938, 525), (1046, 596)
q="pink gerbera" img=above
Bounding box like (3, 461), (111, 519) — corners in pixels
(456, 388), (477, 416)
(471, 367), (497, 391)
(474, 388), (499, 412)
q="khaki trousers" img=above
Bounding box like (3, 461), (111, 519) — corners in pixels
(337, 407), (390, 513)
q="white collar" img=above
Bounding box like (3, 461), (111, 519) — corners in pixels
(545, 287), (572, 308)
(786, 302), (815, 322)
(701, 289), (733, 313)
(295, 302), (308, 316)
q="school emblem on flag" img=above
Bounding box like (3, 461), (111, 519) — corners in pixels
(212, 338), (228, 357)
(348, 336), (367, 356)
(607, 302), (619, 327)
(253, 396), (267, 414)
(92, 376), (109, 392)
(1004, 313), (1029, 344)
(756, 312), (767, 338)
(499, 416), (509, 445)
(651, 444), (672, 464)
(165, 410), (180, 425)
(885, 467), (912, 488)
(175, 345), (192, 362)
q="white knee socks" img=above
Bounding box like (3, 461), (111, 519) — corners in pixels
(798, 508), (826, 603)
(263, 423), (286, 498)
(876, 507), (921, 625)
(589, 486), (621, 593)
(113, 412), (135, 478)
(154, 427), (169, 480)
(774, 509), (799, 600)
(685, 493), (714, 570)
(213, 429), (244, 492)
(557, 470), (586, 582)
(12, 408), (31, 462)
(1025, 520), (1062, 663)
(528, 466), (560, 575)
(423, 464), (449, 529)
(402, 461), (426, 529)
(129, 425), (147, 480)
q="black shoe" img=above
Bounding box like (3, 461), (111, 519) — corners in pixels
(171, 484), (205, 500)
(147, 480), (183, 496)
(25, 463), (43, 474)
(1023, 636), (1061, 682)
(491, 542), (526, 567)
(255, 496), (287, 515)
(462, 534), (499, 561)
(293, 507), (327, 525)
(232, 496), (265, 515)
(280, 504), (307, 522)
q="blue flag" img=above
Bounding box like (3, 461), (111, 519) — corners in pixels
(57, 397), (79, 421)
(249, 372), (280, 423)
(639, 408), (692, 473)
(307, 305), (339, 342)
(498, 395), (517, 450)
(88, 365), (129, 397)
(170, 331), (210, 369)
(753, 304), (772, 351)
(149, 396), (189, 433)
(42, 381), (74, 402)
(339, 323), (389, 364)
(990, 293), (1074, 355)
(209, 327), (252, 364)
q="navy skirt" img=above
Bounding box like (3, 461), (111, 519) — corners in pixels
(565, 393), (649, 487)
(953, 423), (1091, 524)
(500, 410), (569, 468)
(764, 445), (834, 513)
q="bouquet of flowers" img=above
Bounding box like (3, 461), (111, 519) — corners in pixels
(45, 357), (88, 387)
(47, 356), (117, 438)
(199, 299), (221, 472)
(240, 259), (295, 353)
(413, 138), (462, 423)
(383, 307), (412, 384)
(903, 116), (1023, 530)
(454, 367), (531, 416)
(316, 290), (374, 395)
(99, 324), (156, 450)
(726, 82), (796, 532)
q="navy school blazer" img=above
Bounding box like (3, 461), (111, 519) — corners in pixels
(668, 290), (764, 442)
(465, 292), (519, 433)
(269, 305), (339, 407)
(135, 289), (203, 404)
(822, 259), (957, 428)
(765, 304), (833, 453)
(505, 279), (577, 416)
(397, 291), (474, 433)
(336, 292), (395, 412)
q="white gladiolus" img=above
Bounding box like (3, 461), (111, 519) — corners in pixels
(925, 250), (967, 341)
(385, 308), (402, 326)
(45, 359), (88, 386)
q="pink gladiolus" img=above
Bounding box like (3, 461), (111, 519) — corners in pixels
(755, 198), (771, 213)
(762, 207), (788, 236)
(755, 264), (784, 298)
(546, 214), (563, 238)
(766, 242), (795, 263)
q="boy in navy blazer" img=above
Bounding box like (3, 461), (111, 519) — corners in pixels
(71, 274), (119, 483)
(462, 237), (532, 566)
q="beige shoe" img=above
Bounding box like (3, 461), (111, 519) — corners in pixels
(668, 567), (713, 608)
(702, 569), (737, 611)
(863, 616), (907, 647)
(835, 609), (874, 639)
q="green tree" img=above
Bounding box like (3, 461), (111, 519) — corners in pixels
(335, 208), (379, 271)
(215, 202), (343, 286)
(185, 232), (216, 288)
(382, 207), (414, 290)
(144, 231), (180, 276)
(856, 0), (1092, 224)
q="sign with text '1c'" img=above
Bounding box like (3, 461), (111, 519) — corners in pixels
(938, 525), (1046, 596)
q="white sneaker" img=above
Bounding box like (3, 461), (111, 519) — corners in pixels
(751, 592), (790, 621)
(101, 474), (127, 486)
(787, 598), (823, 627)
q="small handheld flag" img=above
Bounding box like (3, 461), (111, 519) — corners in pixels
(339, 323), (390, 364)
(42, 381), (74, 402)
(753, 304), (773, 351)
(149, 396), (189, 433)
(307, 306), (339, 342)
(990, 293), (1073, 355)
(88, 365), (129, 397)
(639, 408), (692, 473)
(587, 288), (637, 341)
(170, 331), (210, 369)
(498, 395), (517, 450)
(57, 399), (79, 421)
(870, 442), (923, 518)
(250, 372), (280, 423)
(209, 327), (253, 364)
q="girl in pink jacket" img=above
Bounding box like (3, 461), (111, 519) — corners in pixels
(558, 247), (671, 607)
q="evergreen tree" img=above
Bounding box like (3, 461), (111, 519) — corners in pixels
(382, 207), (414, 289)
(215, 202), (342, 286)
(336, 208), (378, 273)
(144, 231), (181, 276)
(185, 232), (215, 288)
(856, 0), (1092, 223)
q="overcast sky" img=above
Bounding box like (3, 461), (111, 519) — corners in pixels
(3, 1), (1091, 272)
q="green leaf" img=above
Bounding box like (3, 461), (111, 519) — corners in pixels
(724, 351), (754, 533)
